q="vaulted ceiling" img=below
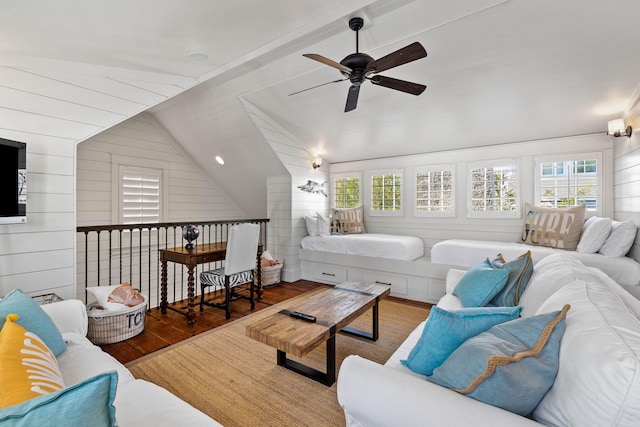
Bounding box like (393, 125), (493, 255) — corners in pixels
(3, 0), (640, 216)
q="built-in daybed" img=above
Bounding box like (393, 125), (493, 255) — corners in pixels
(300, 209), (449, 303)
(431, 212), (640, 293)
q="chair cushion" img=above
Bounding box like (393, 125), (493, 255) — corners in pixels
(200, 268), (253, 288)
(427, 305), (569, 416)
(401, 306), (522, 376)
(452, 259), (509, 307)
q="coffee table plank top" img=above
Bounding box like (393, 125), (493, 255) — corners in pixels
(246, 281), (390, 357)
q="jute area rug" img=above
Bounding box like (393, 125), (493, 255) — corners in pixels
(127, 288), (429, 427)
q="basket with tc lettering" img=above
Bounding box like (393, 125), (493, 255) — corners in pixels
(86, 294), (147, 344)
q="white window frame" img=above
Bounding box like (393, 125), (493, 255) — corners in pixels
(467, 159), (520, 219)
(413, 164), (455, 217)
(111, 156), (169, 225)
(331, 172), (362, 209)
(534, 152), (603, 216)
(368, 168), (403, 217)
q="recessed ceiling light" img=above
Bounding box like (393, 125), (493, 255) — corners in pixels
(215, 156), (224, 165)
(188, 53), (209, 62)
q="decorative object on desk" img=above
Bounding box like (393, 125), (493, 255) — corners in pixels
(297, 180), (327, 197)
(182, 224), (199, 249)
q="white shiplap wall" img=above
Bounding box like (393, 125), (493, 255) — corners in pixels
(331, 133), (614, 257)
(0, 58), (196, 299)
(241, 99), (328, 281)
(76, 113), (247, 304)
(616, 98), (640, 262)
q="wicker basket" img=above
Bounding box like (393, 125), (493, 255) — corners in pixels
(259, 263), (283, 287)
(87, 295), (147, 345)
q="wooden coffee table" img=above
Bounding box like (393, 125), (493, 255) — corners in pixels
(245, 281), (391, 386)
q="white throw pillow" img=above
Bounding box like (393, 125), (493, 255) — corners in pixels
(576, 216), (612, 253)
(598, 219), (637, 257)
(316, 212), (330, 237)
(86, 286), (129, 312)
(303, 215), (318, 236)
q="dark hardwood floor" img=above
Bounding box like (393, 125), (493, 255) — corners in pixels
(101, 280), (327, 365)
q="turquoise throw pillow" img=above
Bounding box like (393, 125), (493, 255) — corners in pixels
(427, 305), (570, 416)
(490, 251), (534, 307)
(0, 371), (117, 426)
(452, 259), (510, 307)
(0, 289), (67, 357)
(401, 305), (522, 375)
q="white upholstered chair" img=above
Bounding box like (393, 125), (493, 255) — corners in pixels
(199, 223), (260, 319)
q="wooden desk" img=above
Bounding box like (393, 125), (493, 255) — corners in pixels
(160, 242), (262, 324)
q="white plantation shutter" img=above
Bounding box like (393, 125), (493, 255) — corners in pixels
(120, 166), (161, 224)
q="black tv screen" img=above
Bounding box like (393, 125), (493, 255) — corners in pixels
(0, 138), (26, 224)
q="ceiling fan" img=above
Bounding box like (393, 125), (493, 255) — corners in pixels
(291, 17), (428, 112)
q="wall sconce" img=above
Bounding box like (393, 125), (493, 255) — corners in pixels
(608, 118), (632, 138)
(312, 157), (323, 169)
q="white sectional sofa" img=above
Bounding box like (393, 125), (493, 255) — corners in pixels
(41, 299), (220, 426)
(337, 254), (640, 426)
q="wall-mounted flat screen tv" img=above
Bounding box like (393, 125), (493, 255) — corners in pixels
(0, 138), (26, 224)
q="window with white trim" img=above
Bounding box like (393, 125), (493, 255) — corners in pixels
(536, 154), (601, 214)
(333, 173), (361, 208)
(414, 165), (454, 217)
(468, 160), (519, 218)
(370, 169), (403, 216)
(119, 166), (162, 224)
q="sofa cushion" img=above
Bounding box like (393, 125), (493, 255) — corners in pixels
(521, 203), (585, 250)
(452, 259), (509, 307)
(0, 314), (65, 408)
(427, 305), (569, 416)
(532, 278), (640, 426)
(330, 205), (366, 234)
(0, 371), (117, 427)
(0, 289), (67, 357)
(489, 251), (533, 306)
(401, 306), (522, 376)
(598, 219), (637, 257)
(576, 216), (612, 253)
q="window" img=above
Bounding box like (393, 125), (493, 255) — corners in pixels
(468, 161), (519, 218)
(414, 165), (454, 217)
(120, 166), (162, 224)
(333, 174), (361, 208)
(370, 169), (402, 216)
(536, 156), (599, 212)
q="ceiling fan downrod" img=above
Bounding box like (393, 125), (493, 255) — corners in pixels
(349, 17), (364, 53)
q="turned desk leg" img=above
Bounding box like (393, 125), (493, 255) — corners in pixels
(186, 265), (196, 324)
(160, 260), (168, 314)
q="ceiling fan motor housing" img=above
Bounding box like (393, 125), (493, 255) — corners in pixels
(340, 53), (374, 85)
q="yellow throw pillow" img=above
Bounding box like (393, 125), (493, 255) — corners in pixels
(0, 314), (65, 408)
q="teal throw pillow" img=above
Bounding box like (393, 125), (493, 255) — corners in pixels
(401, 305), (522, 375)
(489, 251), (534, 307)
(427, 305), (570, 416)
(0, 371), (117, 426)
(0, 289), (67, 356)
(452, 259), (510, 307)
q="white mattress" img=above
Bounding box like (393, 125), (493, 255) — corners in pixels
(431, 239), (640, 287)
(300, 234), (424, 261)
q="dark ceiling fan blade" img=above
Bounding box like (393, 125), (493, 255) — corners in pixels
(303, 54), (352, 74)
(369, 75), (426, 95)
(365, 42), (427, 74)
(345, 85), (360, 112)
(288, 78), (348, 96)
